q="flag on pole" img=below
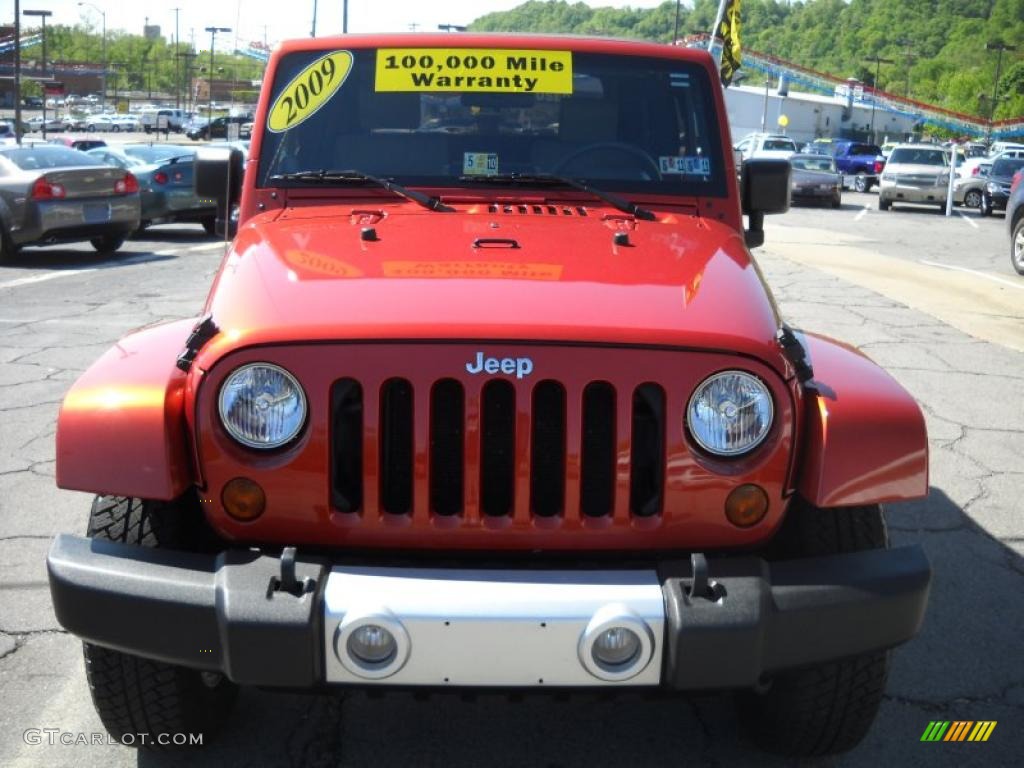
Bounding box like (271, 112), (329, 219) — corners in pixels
(718, 0), (742, 86)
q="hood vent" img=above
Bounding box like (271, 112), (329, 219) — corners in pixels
(487, 203), (589, 217)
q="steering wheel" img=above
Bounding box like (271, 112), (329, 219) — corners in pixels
(553, 142), (663, 180)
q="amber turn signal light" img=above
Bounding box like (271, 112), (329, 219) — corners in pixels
(222, 477), (266, 521)
(725, 484), (769, 528)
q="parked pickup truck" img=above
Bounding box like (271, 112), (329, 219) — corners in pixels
(47, 33), (931, 759)
(830, 140), (886, 192)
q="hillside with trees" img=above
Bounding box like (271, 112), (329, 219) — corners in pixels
(468, 0), (1024, 122)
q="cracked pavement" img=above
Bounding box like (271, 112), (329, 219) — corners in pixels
(1, 200), (1022, 767)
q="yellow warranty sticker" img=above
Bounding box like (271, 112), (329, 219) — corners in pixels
(268, 51), (353, 133)
(375, 49), (572, 94)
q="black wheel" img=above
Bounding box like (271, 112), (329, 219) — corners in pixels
(90, 234), (127, 254)
(134, 220), (150, 237)
(737, 499), (890, 756)
(964, 189), (982, 208)
(979, 195), (992, 217)
(0, 226), (20, 265)
(878, 196), (891, 211)
(854, 172), (868, 193)
(201, 217), (217, 236)
(1011, 214), (1024, 276)
(83, 495), (236, 748)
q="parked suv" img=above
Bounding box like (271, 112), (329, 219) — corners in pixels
(187, 115), (251, 140)
(878, 144), (950, 211)
(734, 132), (798, 160)
(47, 34), (931, 759)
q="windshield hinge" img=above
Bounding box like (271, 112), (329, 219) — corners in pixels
(777, 324), (814, 383)
(176, 314), (219, 372)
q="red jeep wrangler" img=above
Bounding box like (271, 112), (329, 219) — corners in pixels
(47, 34), (930, 757)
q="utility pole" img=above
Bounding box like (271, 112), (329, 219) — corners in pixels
(172, 7), (181, 109)
(673, 0), (681, 44)
(343, 0), (348, 33)
(985, 41), (1016, 143)
(311, 0), (317, 37)
(23, 9), (52, 139)
(204, 26), (231, 126)
(896, 38), (914, 100)
(14, 0), (22, 144)
(864, 54), (893, 144)
(78, 3), (105, 108)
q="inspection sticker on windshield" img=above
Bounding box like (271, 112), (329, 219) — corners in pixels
(659, 156), (711, 175)
(463, 152), (499, 176)
(375, 49), (572, 94)
(268, 51), (353, 133)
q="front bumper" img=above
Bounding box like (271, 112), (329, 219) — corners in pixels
(47, 534), (930, 690)
(879, 179), (947, 204)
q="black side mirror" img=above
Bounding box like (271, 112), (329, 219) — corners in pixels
(194, 147), (245, 238)
(741, 158), (791, 248)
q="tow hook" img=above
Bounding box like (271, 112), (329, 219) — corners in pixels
(686, 553), (725, 602)
(271, 546), (314, 597)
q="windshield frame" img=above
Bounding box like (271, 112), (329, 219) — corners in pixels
(255, 45), (729, 201)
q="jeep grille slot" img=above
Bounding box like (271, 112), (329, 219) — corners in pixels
(480, 380), (516, 517)
(430, 379), (464, 516)
(530, 380), (566, 517)
(486, 203), (589, 216)
(630, 383), (665, 517)
(580, 382), (616, 518)
(380, 378), (414, 515)
(330, 378), (363, 513)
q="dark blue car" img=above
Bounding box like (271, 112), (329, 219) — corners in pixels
(1007, 167), (1024, 275)
(86, 145), (217, 234)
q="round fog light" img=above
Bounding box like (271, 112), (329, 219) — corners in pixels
(592, 627), (641, 669)
(347, 624), (397, 665)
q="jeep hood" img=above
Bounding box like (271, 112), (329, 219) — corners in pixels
(202, 203), (786, 369)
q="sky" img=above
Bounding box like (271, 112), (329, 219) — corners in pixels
(5, 1), (678, 52)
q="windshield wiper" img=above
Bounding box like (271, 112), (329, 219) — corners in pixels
(457, 173), (655, 221)
(268, 169), (453, 212)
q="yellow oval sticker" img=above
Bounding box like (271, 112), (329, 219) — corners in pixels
(268, 51), (353, 133)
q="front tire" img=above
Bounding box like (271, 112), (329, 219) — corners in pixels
(878, 196), (891, 211)
(964, 189), (982, 208)
(201, 217), (217, 236)
(1011, 215), (1024, 276)
(83, 495), (236, 748)
(736, 500), (890, 756)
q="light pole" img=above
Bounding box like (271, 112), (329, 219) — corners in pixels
(343, 0), (348, 33)
(204, 26), (231, 128)
(896, 38), (914, 100)
(985, 41), (1016, 143)
(864, 54), (893, 144)
(14, 0), (22, 144)
(23, 9), (52, 139)
(311, 0), (317, 37)
(172, 7), (181, 109)
(77, 3), (106, 108)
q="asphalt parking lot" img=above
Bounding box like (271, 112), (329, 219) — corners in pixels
(0, 194), (1022, 767)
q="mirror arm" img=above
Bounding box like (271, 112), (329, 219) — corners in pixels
(744, 212), (765, 249)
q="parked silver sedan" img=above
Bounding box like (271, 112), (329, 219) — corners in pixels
(0, 145), (141, 263)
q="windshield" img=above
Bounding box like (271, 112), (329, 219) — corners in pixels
(258, 48), (726, 197)
(850, 144), (882, 156)
(0, 146), (97, 170)
(991, 158), (1024, 178)
(791, 156), (836, 172)
(889, 148), (947, 166)
(762, 139), (796, 151)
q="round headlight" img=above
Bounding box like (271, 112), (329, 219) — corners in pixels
(218, 363), (307, 449)
(687, 371), (773, 456)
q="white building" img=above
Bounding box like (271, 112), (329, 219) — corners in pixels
(723, 80), (919, 147)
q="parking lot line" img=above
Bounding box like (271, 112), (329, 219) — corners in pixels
(956, 211), (979, 229)
(854, 205), (870, 222)
(190, 243), (228, 252)
(0, 269), (91, 291)
(919, 259), (1024, 291)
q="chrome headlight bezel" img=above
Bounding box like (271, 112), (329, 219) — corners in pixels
(217, 362), (308, 450)
(686, 370), (774, 457)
